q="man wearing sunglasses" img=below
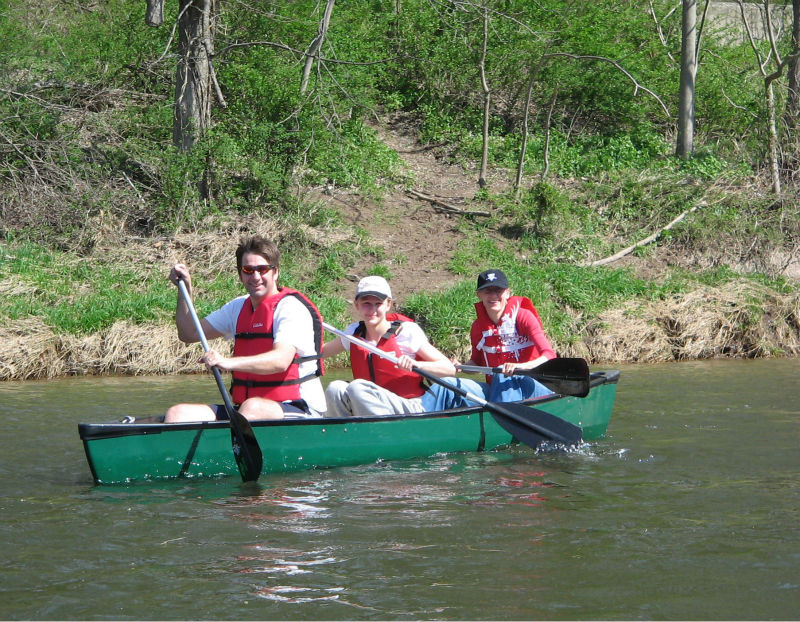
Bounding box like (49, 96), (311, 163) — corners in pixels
(165, 235), (326, 421)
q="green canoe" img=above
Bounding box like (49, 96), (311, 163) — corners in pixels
(78, 370), (620, 485)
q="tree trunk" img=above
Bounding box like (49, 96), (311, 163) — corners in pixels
(300, 0), (336, 95)
(390, 0), (402, 49)
(784, 0), (800, 128)
(514, 72), (535, 199)
(541, 88), (558, 184)
(173, 0), (215, 152)
(145, 0), (164, 27)
(738, 0), (784, 194)
(478, 5), (490, 189)
(676, 0), (697, 159)
(783, 0), (800, 182)
(766, 78), (782, 194)
(144, 0), (164, 28)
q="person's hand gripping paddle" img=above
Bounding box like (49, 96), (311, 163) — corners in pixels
(177, 279), (263, 482)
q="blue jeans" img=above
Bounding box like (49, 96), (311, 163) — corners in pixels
(420, 375), (553, 412)
(486, 375), (553, 402)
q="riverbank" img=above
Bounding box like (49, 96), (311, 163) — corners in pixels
(3, 276), (798, 381)
(4, 0), (800, 382)
(3, 114), (800, 381)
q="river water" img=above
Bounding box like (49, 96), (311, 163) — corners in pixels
(1, 359), (798, 620)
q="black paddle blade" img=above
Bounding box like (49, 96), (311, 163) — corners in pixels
(229, 410), (263, 482)
(518, 358), (590, 398)
(491, 412), (548, 450)
(491, 401), (583, 448)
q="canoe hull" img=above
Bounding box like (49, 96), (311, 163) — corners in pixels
(79, 371), (619, 484)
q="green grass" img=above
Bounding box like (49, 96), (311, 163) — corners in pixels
(1, 242), (177, 332)
(2, 231), (797, 369)
(401, 259), (687, 355)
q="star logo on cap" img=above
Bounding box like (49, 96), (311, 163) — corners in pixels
(487, 272), (498, 281)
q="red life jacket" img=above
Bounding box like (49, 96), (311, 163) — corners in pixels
(349, 313), (427, 399)
(231, 287), (324, 404)
(473, 296), (546, 373)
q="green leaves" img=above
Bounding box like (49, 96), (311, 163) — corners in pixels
(0, 243), (174, 333)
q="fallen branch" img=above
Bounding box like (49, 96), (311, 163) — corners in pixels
(583, 200), (707, 267)
(406, 189), (490, 217)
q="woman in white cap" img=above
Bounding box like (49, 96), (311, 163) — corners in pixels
(321, 276), (456, 417)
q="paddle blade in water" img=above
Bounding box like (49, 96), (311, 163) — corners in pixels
(492, 401), (583, 447)
(491, 412), (548, 450)
(229, 411), (263, 482)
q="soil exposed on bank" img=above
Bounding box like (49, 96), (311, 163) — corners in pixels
(2, 114), (800, 381)
(304, 111), (504, 303)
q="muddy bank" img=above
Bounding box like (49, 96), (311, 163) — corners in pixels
(3, 280), (798, 381)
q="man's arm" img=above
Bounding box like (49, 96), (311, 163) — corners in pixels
(202, 340), (296, 375)
(175, 296), (225, 344)
(169, 263), (225, 343)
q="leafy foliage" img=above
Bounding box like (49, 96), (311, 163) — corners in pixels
(1, 0), (791, 242)
(1, 0), (798, 352)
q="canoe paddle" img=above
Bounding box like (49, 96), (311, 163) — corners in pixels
(177, 279), (263, 482)
(457, 357), (590, 398)
(322, 322), (583, 448)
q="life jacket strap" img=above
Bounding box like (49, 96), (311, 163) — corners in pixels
(234, 331), (275, 340)
(231, 370), (318, 389)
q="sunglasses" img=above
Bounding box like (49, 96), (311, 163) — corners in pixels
(241, 264), (274, 275)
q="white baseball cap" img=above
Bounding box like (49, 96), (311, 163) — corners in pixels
(355, 275), (392, 300)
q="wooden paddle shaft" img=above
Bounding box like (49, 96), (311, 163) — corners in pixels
(177, 279), (237, 414)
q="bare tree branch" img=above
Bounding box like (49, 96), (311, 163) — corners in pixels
(541, 87), (558, 183)
(543, 52), (671, 117)
(407, 189), (490, 216)
(477, 2), (490, 189)
(216, 40), (398, 66)
(648, 0), (679, 65)
(301, 0), (335, 95)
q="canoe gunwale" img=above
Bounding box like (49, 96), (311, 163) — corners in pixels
(79, 402), (487, 440)
(78, 370), (619, 441)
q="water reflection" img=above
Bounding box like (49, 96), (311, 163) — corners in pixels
(221, 482), (334, 534)
(253, 584), (347, 604)
(3, 359), (800, 620)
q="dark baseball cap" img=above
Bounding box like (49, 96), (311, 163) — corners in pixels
(476, 269), (509, 290)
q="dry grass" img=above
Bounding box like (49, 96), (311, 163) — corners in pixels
(0, 213), (303, 381)
(2, 281), (798, 380)
(84, 211), (297, 285)
(0, 318), (232, 381)
(578, 281), (800, 363)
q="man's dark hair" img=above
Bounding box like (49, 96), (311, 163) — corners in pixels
(236, 236), (280, 272)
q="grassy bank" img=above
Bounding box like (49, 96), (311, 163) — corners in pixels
(3, 224), (799, 381)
